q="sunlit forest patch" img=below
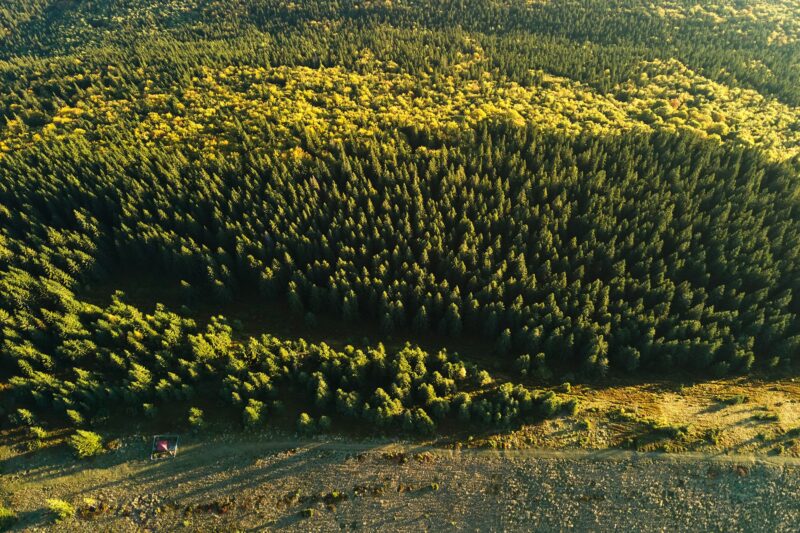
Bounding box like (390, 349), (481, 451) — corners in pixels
(2, 56), (798, 162)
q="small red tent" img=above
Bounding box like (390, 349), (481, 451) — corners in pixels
(150, 435), (179, 459)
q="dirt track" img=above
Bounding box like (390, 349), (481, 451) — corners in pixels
(3, 436), (800, 531)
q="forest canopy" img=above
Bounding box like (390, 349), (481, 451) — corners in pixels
(0, 0), (798, 435)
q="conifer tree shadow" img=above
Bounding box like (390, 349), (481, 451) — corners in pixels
(0, 439), (141, 484)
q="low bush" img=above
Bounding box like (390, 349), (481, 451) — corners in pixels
(66, 410), (84, 426)
(13, 409), (36, 427)
(297, 413), (315, 434)
(24, 426), (49, 451)
(28, 426), (48, 440)
(563, 398), (580, 416)
(715, 394), (748, 405)
(705, 428), (723, 445)
(46, 499), (75, 522)
(188, 407), (205, 430)
(753, 412), (780, 422)
(68, 430), (105, 459)
(243, 399), (265, 428)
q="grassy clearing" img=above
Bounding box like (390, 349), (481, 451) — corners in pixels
(471, 377), (800, 455)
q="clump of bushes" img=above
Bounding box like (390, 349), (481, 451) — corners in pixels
(46, 499), (75, 522)
(68, 430), (105, 459)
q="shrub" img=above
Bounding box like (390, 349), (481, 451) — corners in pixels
(301, 508), (315, 518)
(69, 430), (105, 458)
(318, 415), (332, 431)
(538, 392), (561, 418)
(0, 506), (17, 529)
(715, 394), (748, 405)
(29, 426), (48, 440)
(66, 409), (84, 426)
(457, 402), (471, 422)
(26, 426), (48, 451)
(705, 427), (723, 445)
(46, 499), (75, 522)
(514, 354), (531, 376)
(620, 346), (641, 372)
(243, 399), (265, 428)
(188, 407), (205, 430)
(563, 398), (580, 416)
(753, 412), (780, 422)
(297, 412), (315, 434)
(13, 408), (36, 427)
(429, 398), (450, 420)
(476, 370), (493, 387)
(412, 408), (436, 435)
(530, 353), (553, 380)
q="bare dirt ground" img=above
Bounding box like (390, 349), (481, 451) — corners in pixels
(2, 435), (800, 532)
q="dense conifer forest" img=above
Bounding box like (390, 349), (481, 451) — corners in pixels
(1, 0), (799, 436)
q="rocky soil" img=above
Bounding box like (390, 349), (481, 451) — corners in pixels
(3, 437), (799, 531)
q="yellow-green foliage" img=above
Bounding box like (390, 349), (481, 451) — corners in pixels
(616, 59), (800, 159)
(46, 499), (75, 522)
(2, 54), (797, 164)
(651, 1), (800, 46)
(68, 430), (105, 459)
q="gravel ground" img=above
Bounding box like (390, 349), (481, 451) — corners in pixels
(4, 438), (799, 532)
